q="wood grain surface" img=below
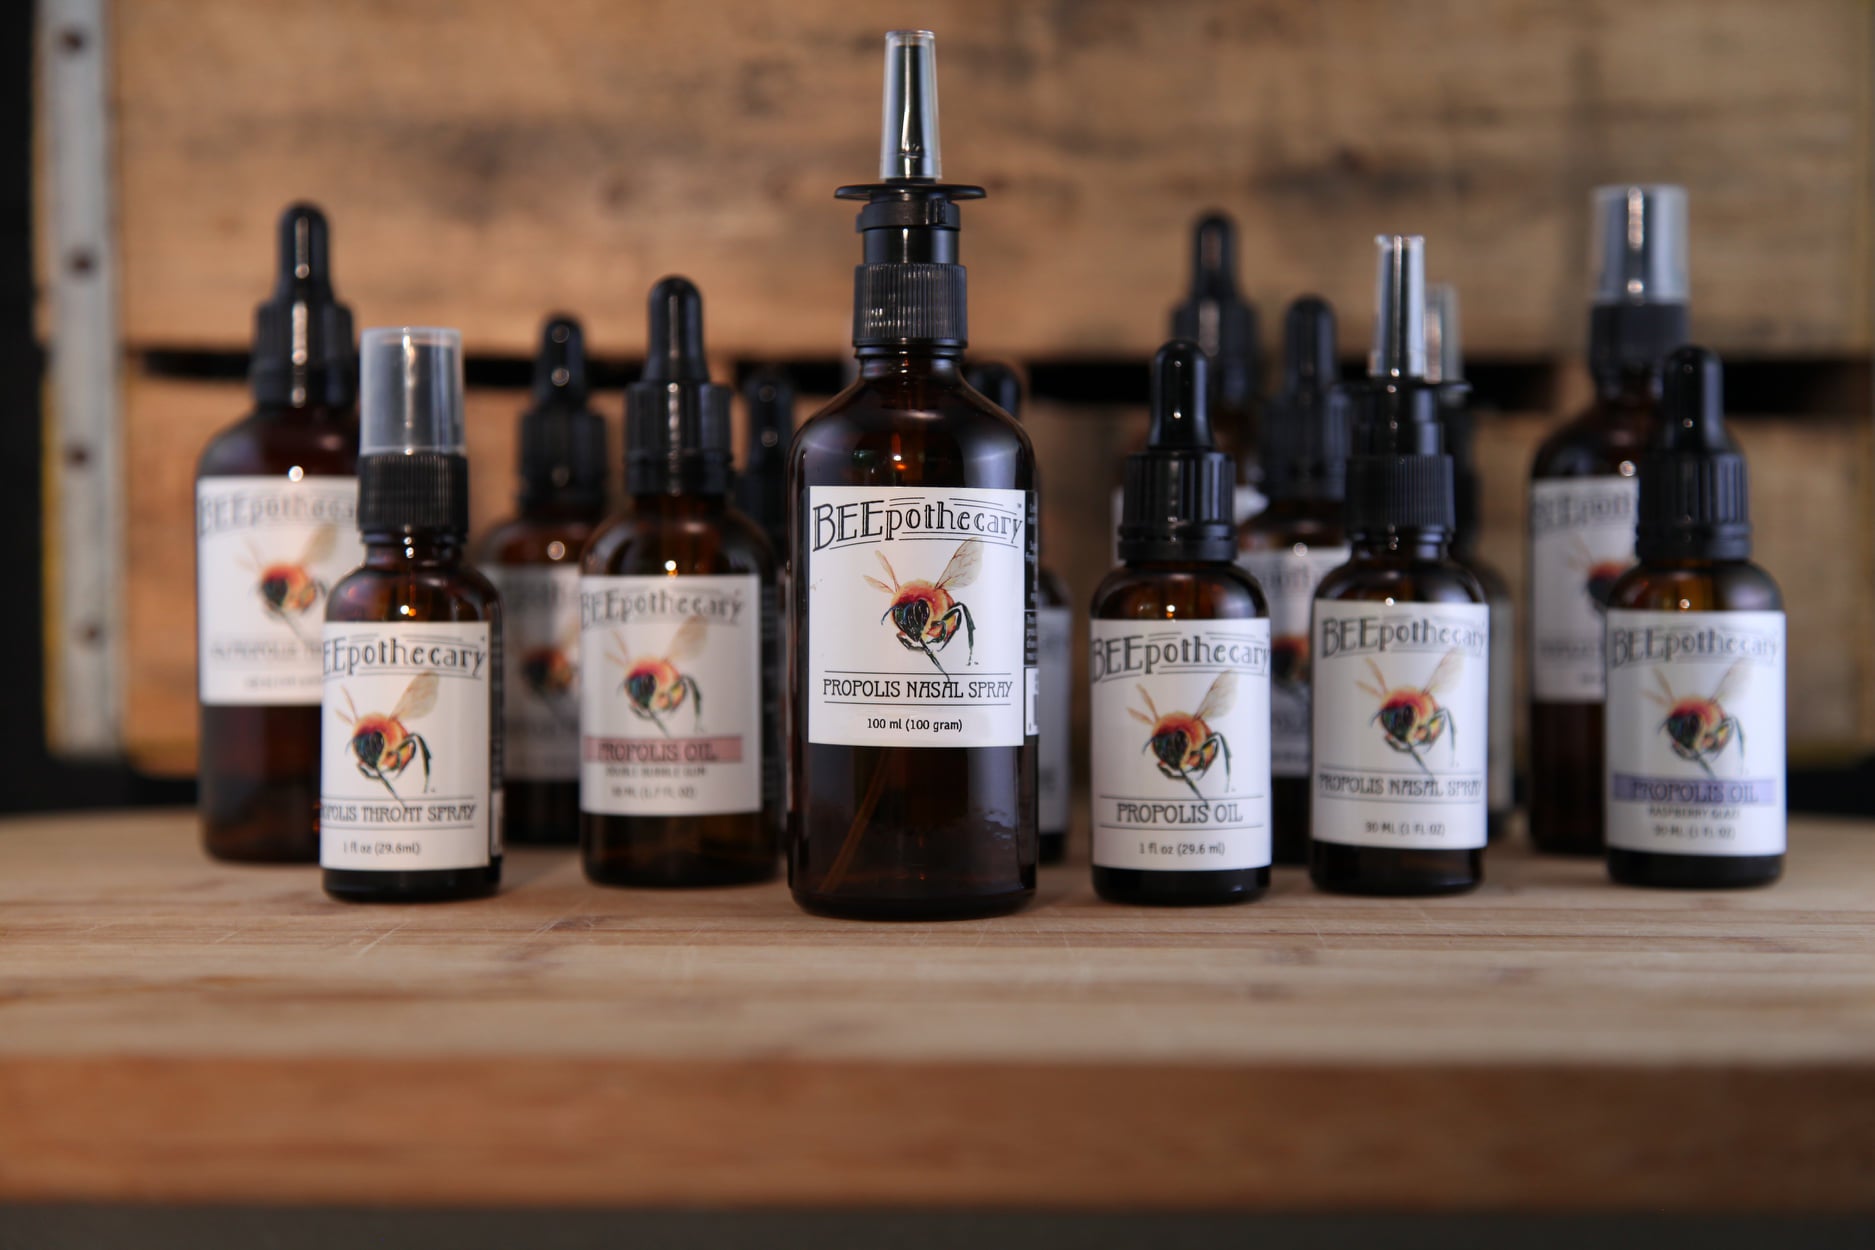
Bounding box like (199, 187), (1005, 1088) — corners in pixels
(1, 811), (1873, 1210)
(102, 0), (1872, 358)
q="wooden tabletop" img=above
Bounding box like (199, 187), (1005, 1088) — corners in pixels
(2, 810), (1872, 1211)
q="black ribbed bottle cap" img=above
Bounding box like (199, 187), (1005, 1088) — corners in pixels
(626, 277), (731, 496)
(1261, 296), (1348, 502)
(1344, 235), (1454, 538)
(1636, 346), (1750, 561)
(250, 203), (356, 408)
(964, 361), (1021, 418)
(1118, 341), (1236, 563)
(1170, 213), (1261, 412)
(519, 315), (607, 512)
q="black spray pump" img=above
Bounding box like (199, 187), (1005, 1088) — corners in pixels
(835, 30), (983, 350)
(518, 315), (606, 513)
(627, 276), (733, 496)
(1589, 184), (1689, 379)
(356, 328), (469, 535)
(251, 202), (355, 408)
(1118, 341), (1237, 563)
(1262, 296), (1349, 502)
(1171, 213), (1261, 416)
(734, 367), (794, 553)
(1344, 235), (1455, 539)
(1636, 346), (1750, 562)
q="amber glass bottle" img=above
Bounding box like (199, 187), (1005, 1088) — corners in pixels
(967, 361), (1072, 864)
(580, 278), (780, 887)
(1604, 347), (1784, 889)
(321, 329), (502, 903)
(479, 316), (607, 845)
(1237, 296), (1349, 865)
(1426, 284), (1515, 842)
(1310, 236), (1487, 897)
(734, 368), (795, 561)
(194, 204), (360, 862)
(1529, 185), (1688, 855)
(789, 32), (1037, 919)
(1091, 342), (1271, 905)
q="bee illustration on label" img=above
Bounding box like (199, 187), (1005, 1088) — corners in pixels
(520, 619), (579, 730)
(335, 671), (439, 800)
(241, 524), (336, 644)
(1128, 671), (1237, 800)
(1571, 536), (1630, 611)
(1357, 649), (1463, 774)
(862, 539), (980, 675)
(1270, 634), (1309, 690)
(1647, 661), (1748, 778)
(606, 615), (706, 737)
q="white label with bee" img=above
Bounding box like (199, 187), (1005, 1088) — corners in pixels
(1310, 601), (1489, 850)
(804, 486), (1032, 749)
(1238, 544), (1350, 778)
(484, 563), (581, 780)
(1087, 619), (1273, 871)
(196, 475), (363, 705)
(1530, 476), (1638, 702)
(319, 622), (497, 871)
(1605, 610), (1786, 856)
(578, 574), (761, 816)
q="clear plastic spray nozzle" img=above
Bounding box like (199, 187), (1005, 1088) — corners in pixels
(1591, 184), (1688, 305)
(1368, 234), (1428, 380)
(879, 30), (941, 181)
(359, 326), (466, 456)
(1424, 282), (1462, 385)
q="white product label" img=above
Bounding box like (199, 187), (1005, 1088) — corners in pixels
(1036, 605), (1073, 834)
(485, 564), (581, 780)
(1088, 619), (1273, 871)
(1605, 610), (1785, 856)
(1488, 593), (1514, 814)
(1311, 601), (1489, 850)
(196, 475), (362, 705)
(320, 622), (499, 871)
(1529, 476), (1637, 702)
(1239, 544), (1350, 777)
(579, 574), (762, 816)
(805, 486), (1034, 748)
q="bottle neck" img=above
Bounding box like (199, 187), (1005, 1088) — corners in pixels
(252, 398), (355, 426)
(518, 494), (605, 524)
(1350, 529), (1450, 562)
(1591, 362), (1665, 406)
(362, 529), (465, 567)
(855, 348), (964, 377)
(628, 491), (728, 518)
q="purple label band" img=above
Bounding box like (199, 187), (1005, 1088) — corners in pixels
(1611, 774), (1779, 806)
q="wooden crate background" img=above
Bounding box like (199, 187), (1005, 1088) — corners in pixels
(53, 0), (1875, 773)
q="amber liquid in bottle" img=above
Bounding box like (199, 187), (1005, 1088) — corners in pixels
(324, 531), (503, 902)
(790, 355), (1038, 918)
(581, 496), (781, 886)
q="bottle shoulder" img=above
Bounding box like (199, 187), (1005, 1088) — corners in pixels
(1607, 560), (1784, 613)
(581, 501), (774, 579)
(794, 377), (1035, 489)
(1237, 509), (1347, 554)
(1531, 397), (1655, 479)
(1453, 550), (1512, 602)
(329, 557), (502, 624)
(196, 404), (358, 478)
(1091, 562), (1267, 620)
(1316, 556), (1486, 607)
(477, 513), (600, 567)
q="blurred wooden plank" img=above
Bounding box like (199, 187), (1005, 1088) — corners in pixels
(106, 0), (1871, 359)
(3, 811), (1875, 1210)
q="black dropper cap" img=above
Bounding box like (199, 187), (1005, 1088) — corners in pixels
(734, 367), (794, 549)
(1635, 346), (1750, 562)
(517, 315), (607, 513)
(1261, 296), (1349, 502)
(627, 277), (732, 496)
(1170, 213), (1261, 417)
(836, 32), (984, 351)
(1424, 283), (1478, 547)
(250, 202), (356, 408)
(1118, 341), (1236, 563)
(963, 361), (1021, 418)
(1344, 235), (1455, 538)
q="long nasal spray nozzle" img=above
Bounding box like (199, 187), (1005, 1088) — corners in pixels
(1344, 235), (1454, 537)
(836, 32), (984, 350)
